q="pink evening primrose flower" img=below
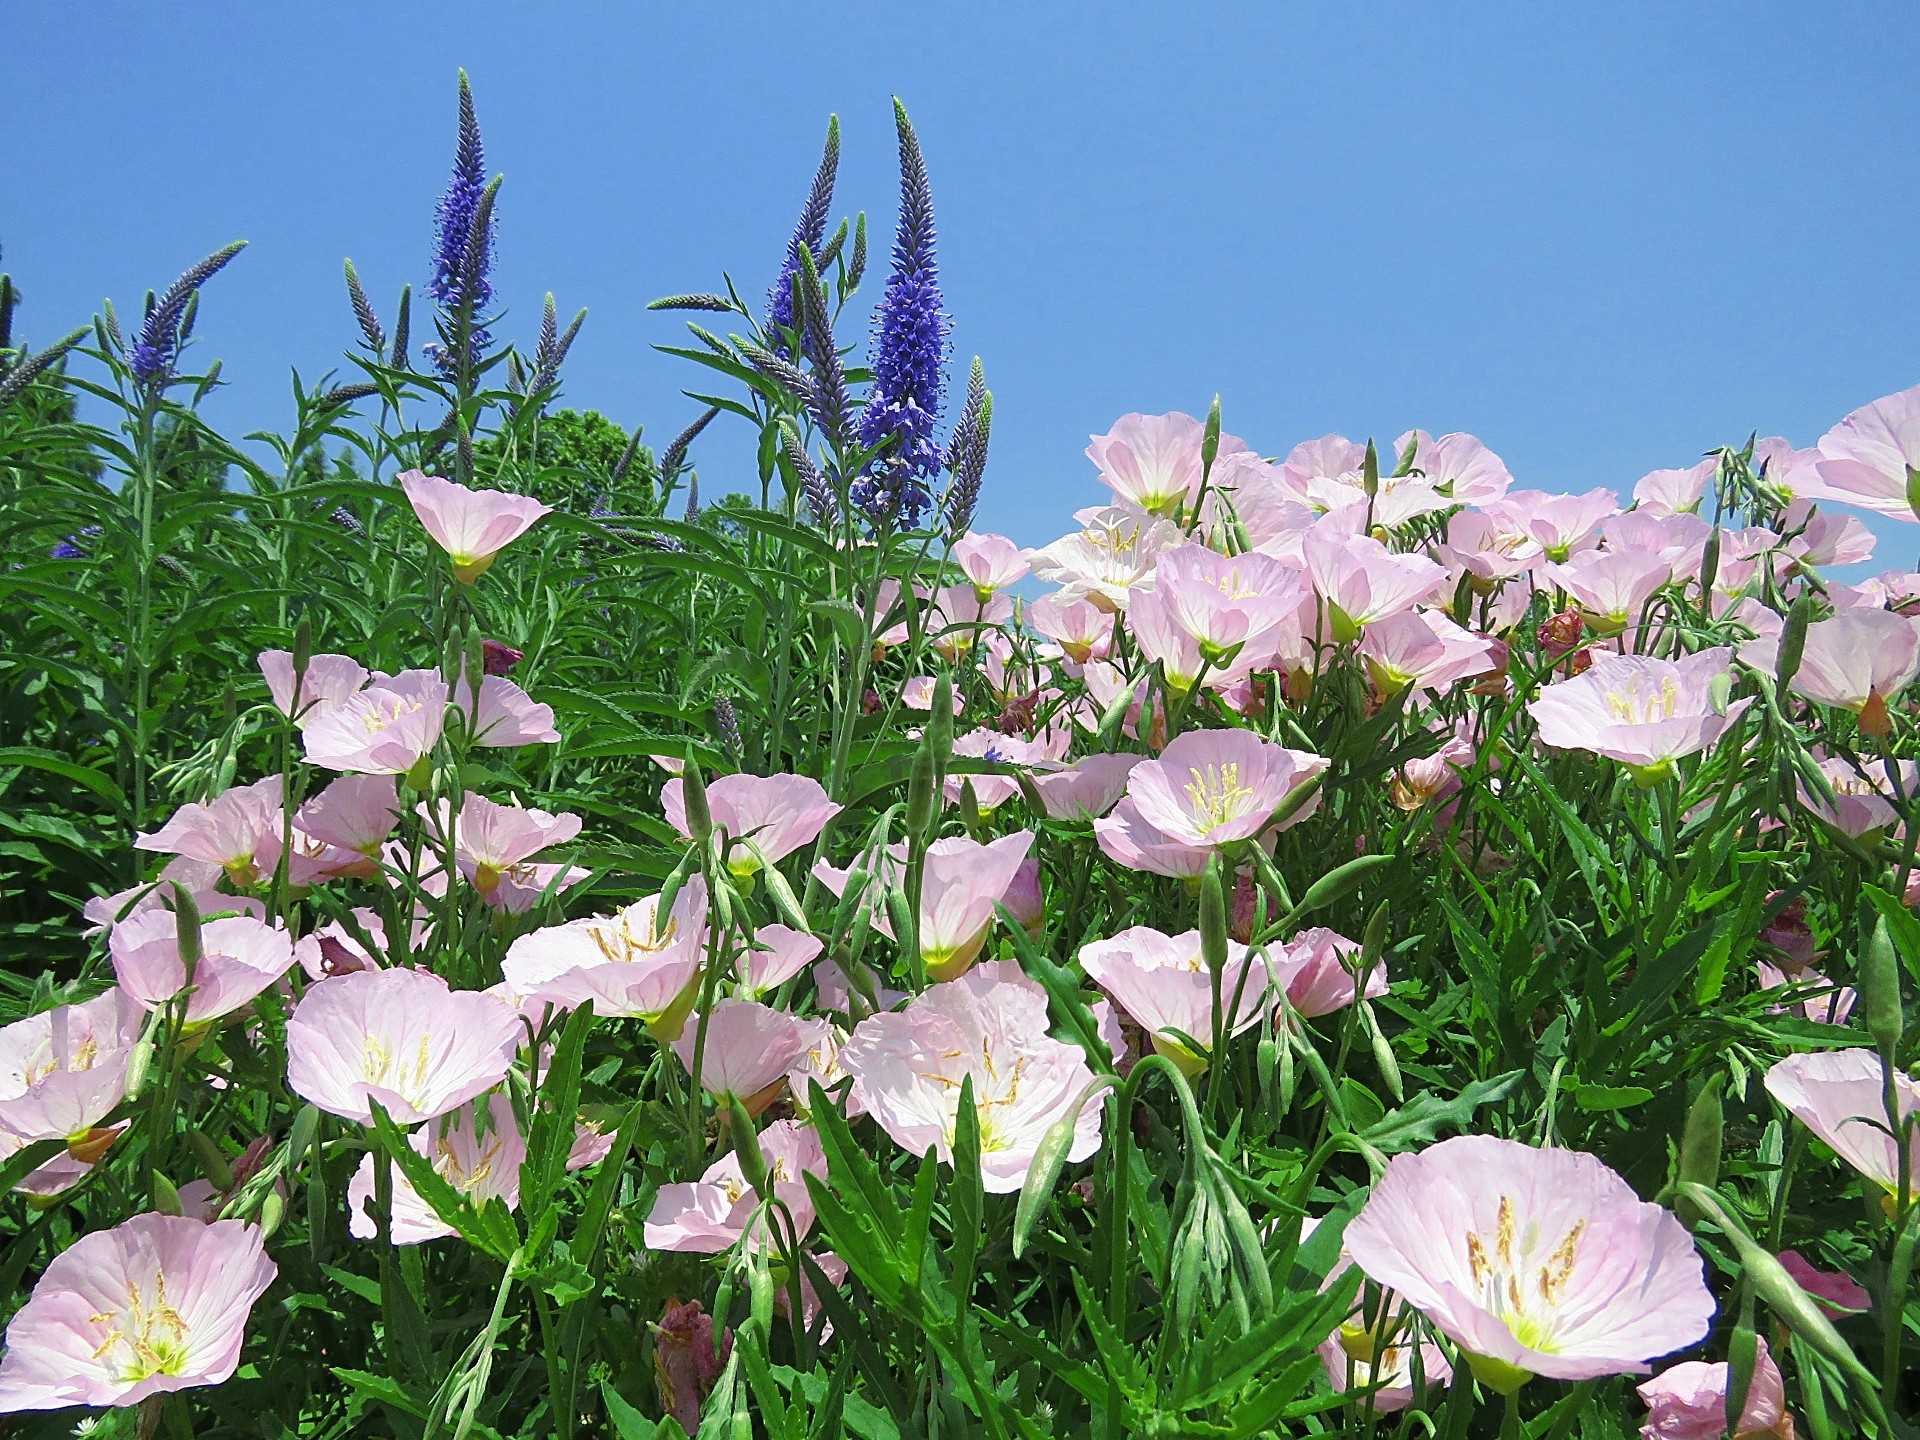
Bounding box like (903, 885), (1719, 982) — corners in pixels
(672, 1000), (830, 1112)
(1791, 383), (1920, 523)
(918, 832), (1035, 980)
(1078, 925), (1269, 1075)
(1764, 1048), (1920, 1203)
(134, 776), (284, 887)
(1631, 458), (1718, 518)
(1394, 429), (1514, 506)
(661, 772), (842, 877)
(1636, 1336), (1793, 1440)
(257, 650), (370, 726)
(1028, 506), (1185, 611)
(1343, 1134), (1715, 1389)
(447, 793), (582, 896)
(1358, 610), (1500, 694)
(295, 773), (401, 865)
(1545, 551), (1673, 633)
(1775, 1250), (1870, 1317)
(1148, 544), (1308, 663)
(1489, 488), (1619, 561)
(109, 913), (297, 1026)
(838, 961), (1105, 1193)
(347, 1092), (525, 1244)
(952, 532), (1030, 595)
(1126, 728), (1328, 850)
(1086, 412), (1247, 517)
(453, 673), (562, 747)
(399, 468), (552, 581)
(1028, 593), (1115, 664)
(1274, 928), (1388, 1020)
(1093, 797), (1215, 878)
(1528, 648), (1749, 781)
(1304, 527), (1448, 638)
(1742, 606), (1920, 737)
(500, 880), (708, 1024)
(0, 990), (144, 1160)
(644, 1118), (826, 1253)
(302, 669), (450, 776)
(738, 924), (824, 995)
(286, 967), (521, 1125)
(0, 1212), (276, 1411)
(1031, 753), (1141, 822)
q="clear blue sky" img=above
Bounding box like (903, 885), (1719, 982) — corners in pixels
(6, 3), (1918, 560)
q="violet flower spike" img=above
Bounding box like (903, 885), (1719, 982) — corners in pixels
(852, 97), (950, 528)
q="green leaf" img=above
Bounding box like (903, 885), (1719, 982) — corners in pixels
(1570, 1082), (1655, 1111)
(601, 1380), (679, 1438)
(521, 1000), (594, 1244)
(366, 1101), (520, 1262)
(1359, 1070), (1524, 1153)
(0, 745), (128, 817)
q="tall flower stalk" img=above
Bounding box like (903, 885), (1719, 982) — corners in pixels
(852, 98), (949, 528)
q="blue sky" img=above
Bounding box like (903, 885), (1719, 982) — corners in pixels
(6, 3), (1919, 559)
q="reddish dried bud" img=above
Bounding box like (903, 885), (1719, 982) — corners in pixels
(654, 1298), (731, 1435)
(1229, 869), (1257, 944)
(481, 639), (523, 676)
(861, 689), (883, 715)
(1540, 608), (1584, 658)
(1565, 647), (1595, 678)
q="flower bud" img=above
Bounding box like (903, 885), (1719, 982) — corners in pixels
(1863, 913), (1904, 1055)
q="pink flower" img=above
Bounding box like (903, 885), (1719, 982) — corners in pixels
(399, 469), (551, 581)
(918, 832), (1034, 979)
(661, 772), (841, 877)
(1776, 1250), (1870, 1317)
(1028, 594), (1114, 664)
(294, 773), (401, 867)
(1528, 648), (1749, 778)
(1755, 962), (1856, 1026)
(1632, 458), (1717, 518)
(1029, 506), (1184, 610)
(257, 650), (370, 725)
(1395, 429), (1514, 506)
(1031, 753), (1140, 821)
(1093, 797), (1214, 877)
(1546, 551), (1673, 631)
(838, 961), (1104, 1193)
(1079, 926), (1268, 1074)
(1764, 1048), (1920, 1200)
(454, 673), (561, 747)
(110, 913), (297, 1025)
(644, 1118), (825, 1253)
(673, 1000), (829, 1109)
(0, 990), (143, 1154)
(901, 675), (966, 713)
(1795, 754), (1911, 839)
(500, 881), (708, 1023)
(1744, 606), (1920, 734)
(1344, 1135), (1715, 1386)
(303, 669), (449, 775)
(1277, 435), (1450, 526)
(943, 729), (1035, 812)
(1087, 412), (1246, 516)
(292, 911), (387, 979)
(739, 924), (824, 994)
(1488, 488), (1618, 561)
(0, 1213), (276, 1411)
(1636, 1336), (1793, 1439)
(1148, 544), (1308, 661)
(952, 532), (1030, 594)
(1359, 610), (1500, 693)
(1792, 384), (1920, 522)
(1305, 527), (1447, 636)
(1126, 729), (1328, 849)
(1275, 928), (1388, 1019)
(134, 776), (283, 886)
(347, 1092), (524, 1244)
(286, 967), (521, 1125)
(447, 793), (581, 896)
